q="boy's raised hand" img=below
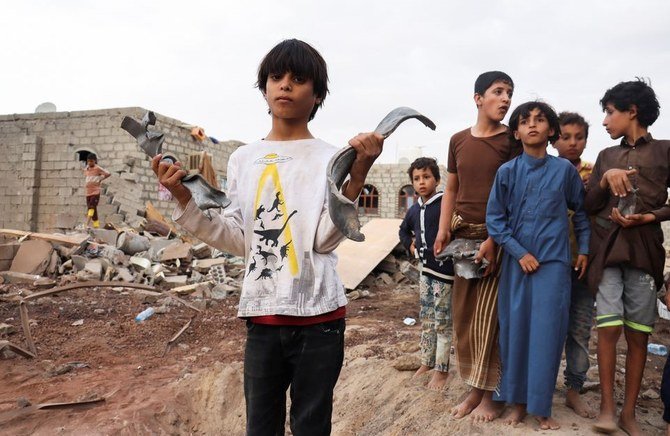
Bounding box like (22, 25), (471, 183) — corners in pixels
(575, 254), (588, 279)
(342, 132), (384, 201)
(151, 154), (192, 208)
(600, 168), (637, 197)
(518, 253), (539, 274)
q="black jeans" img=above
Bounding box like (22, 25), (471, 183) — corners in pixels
(244, 318), (345, 436)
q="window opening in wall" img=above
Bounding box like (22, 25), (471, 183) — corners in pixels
(358, 184), (379, 215)
(398, 184), (418, 216)
(75, 149), (97, 168)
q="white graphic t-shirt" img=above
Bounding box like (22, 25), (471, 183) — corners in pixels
(174, 138), (350, 317)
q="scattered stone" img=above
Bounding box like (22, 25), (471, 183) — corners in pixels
(377, 273), (393, 285)
(393, 354), (421, 371)
(71, 319), (84, 326)
(0, 323), (16, 335)
(93, 309), (106, 316)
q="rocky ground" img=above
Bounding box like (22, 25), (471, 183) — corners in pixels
(1, 275), (669, 435)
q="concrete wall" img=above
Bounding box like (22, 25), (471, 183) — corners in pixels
(357, 163), (448, 225)
(0, 107), (242, 231)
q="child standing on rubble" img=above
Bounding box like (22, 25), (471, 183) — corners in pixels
(399, 157), (454, 390)
(83, 153), (110, 229)
(152, 39), (383, 435)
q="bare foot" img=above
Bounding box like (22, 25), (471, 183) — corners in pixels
(427, 370), (450, 391)
(537, 416), (560, 430)
(503, 404), (526, 426)
(470, 392), (504, 422)
(451, 388), (484, 419)
(592, 412), (618, 434)
(566, 388), (596, 419)
(618, 412), (643, 436)
(413, 365), (431, 378)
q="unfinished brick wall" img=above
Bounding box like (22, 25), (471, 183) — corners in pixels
(0, 107), (242, 231)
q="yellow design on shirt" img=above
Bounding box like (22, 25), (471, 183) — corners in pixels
(254, 154), (298, 275)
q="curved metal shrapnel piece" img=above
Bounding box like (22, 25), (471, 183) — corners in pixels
(327, 107), (436, 241)
(121, 111), (231, 215)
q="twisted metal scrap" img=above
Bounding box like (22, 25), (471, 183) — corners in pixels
(121, 111), (231, 214)
(435, 238), (489, 279)
(327, 107), (436, 241)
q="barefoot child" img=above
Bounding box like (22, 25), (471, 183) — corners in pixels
(153, 39), (383, 435)
(552, 112), (596, 419)
(486, 101), (590, 430)
(433, 71), (519, 422)
(83, 153), (110, 228)
(399, 157), (455, 390)
(585, 79), (669, 436)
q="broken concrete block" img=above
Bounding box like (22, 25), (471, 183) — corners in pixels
(90, 229), (118, 246)
(10, 240), (54, 275)
(104, 213), (125, 226)
(207, 264), (226, 284)
(161, 242), (193, 262)
(376, 254), (397, 274)
(116, 231), (150, 255)
(71, 255), (87, 272)
(0, 323), (16, 335)
(377, 272), (393, 285)
(129, 256), (152, 272)
(114, 267), (135, 282)
(147, 239), (176, 261)
(192, 243), (212, 259)
(399, 260), (420, 284)
(0, 271), (41, 284)
(191, 258), (226, 273)
(162, 275), (188, 288)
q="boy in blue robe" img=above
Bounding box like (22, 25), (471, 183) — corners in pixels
(486, 101), (590, 430)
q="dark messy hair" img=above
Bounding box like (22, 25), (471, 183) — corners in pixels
(599, 78), (660, 128)
(256, 39), (329, 121)
(558, 111), (590, 140)
(508, 101), (560, 146)
(474, 71), (514, 95)
(87, 153), (98, 162)
(407, 157), (440, 182)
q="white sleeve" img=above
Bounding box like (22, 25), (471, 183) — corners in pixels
(172, 155), (245, 256)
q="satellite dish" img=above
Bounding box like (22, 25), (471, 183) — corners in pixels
(35, 102), (57, 113)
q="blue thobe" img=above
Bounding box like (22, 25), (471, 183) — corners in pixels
(486, 152), (590, 417)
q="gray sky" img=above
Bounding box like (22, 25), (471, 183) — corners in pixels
(2, 1), (670, 165)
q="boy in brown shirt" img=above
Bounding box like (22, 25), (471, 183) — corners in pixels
(434, 71), (520, 422)
(585, 79), (670, 435)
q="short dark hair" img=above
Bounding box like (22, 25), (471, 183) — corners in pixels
(87, 153), (98, 162)
(558, 111), (590, 139)
(256, 39), (329, 121)
(599, 78), (660, 128)
(407, 157), (440, 182)
(508, 101), (560, 146)
(474, 71), (514, 95)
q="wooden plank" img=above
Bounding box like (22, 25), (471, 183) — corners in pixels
(335, 218), (402, 290)
(0, 229), (89, 247)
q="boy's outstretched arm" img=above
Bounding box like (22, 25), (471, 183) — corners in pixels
(434, 172), (458, 255)
(342, 133), (384, 201)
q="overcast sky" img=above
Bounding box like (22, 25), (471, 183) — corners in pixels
(2, 1), (669, 165)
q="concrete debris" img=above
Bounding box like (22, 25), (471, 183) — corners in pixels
(10, 240), (53, 275)
(0, 323), (17, 335)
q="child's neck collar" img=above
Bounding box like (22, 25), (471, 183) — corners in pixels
(471, 119), (505, 138)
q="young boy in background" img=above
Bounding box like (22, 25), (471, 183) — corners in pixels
(585, 79), (669, 436)
(433, 71), (519, 422)
(486, 101), (590, 430)
(399, 157), (454, 390)
(552, 111), (595, 418)
(83, 153), (110, 228)
(153, 39), (383, 435)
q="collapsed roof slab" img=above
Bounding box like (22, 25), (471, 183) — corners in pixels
(335, 218), (402, 290)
